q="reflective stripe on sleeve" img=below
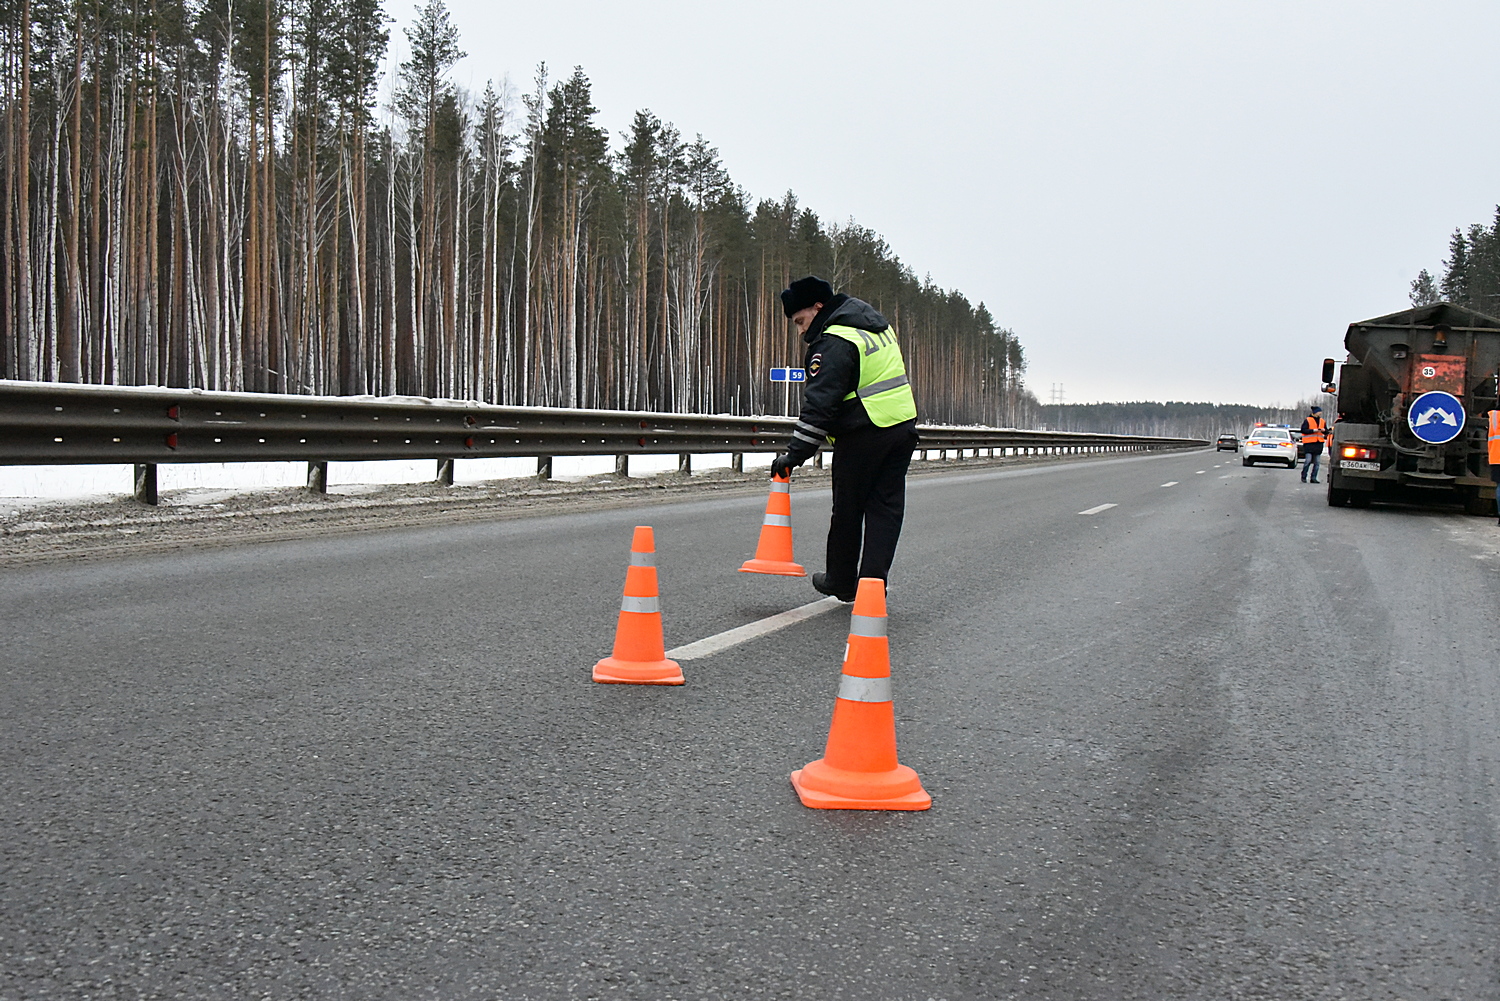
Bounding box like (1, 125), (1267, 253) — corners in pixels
(762, 513), (792, 527)
(620, 595), (660, 614)
(629, 551), (656, 567)
(796, 419), (829, 437)
(792, 429), (822, 445)
(857, 374), (910, 399)
(849, 614), (887, 638)
(838, 674), (892, 703)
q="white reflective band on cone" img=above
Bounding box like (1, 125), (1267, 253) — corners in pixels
(837, 674), (892, 703)
(849, 614), (887, 638)
(770, 482), (790, 493)
(629, 551), (656, 566)
(620, 595), (660, 614)
(762, 513), (792, 527)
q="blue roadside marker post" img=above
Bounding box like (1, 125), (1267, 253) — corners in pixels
(770, 367), (806, 417)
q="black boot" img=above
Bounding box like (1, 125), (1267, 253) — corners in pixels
(812, 572), (857, 602)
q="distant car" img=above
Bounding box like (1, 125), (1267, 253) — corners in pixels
(1241, 427), (1298, 468)
(1216, 433), (1238, 451)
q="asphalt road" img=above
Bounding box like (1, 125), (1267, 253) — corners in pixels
(3, 449), (1499, 1000)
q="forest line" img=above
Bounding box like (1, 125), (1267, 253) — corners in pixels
(0, 0), (1037, 426)
(1410, 206), (1500, 318)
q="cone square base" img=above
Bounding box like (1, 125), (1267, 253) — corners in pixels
(739, 558), (807, 577)
(592, 657), (684, 685)
(790, 761), (932, 811)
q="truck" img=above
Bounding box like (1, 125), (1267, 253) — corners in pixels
(1323, 302), (1499, 514)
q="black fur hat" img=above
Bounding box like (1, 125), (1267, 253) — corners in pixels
(781, 276), (834, 318)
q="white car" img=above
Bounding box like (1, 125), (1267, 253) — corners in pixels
(1241, 427), (1298, 468)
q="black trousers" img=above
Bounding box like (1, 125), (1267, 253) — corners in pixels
(826, 421), (919, 587)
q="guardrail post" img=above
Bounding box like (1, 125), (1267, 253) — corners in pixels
(436, 458), (454, 486)
(133, 463), (158, 506)
(537, 455), (552, 480)
(731, 452), (743, 473)
(307, 461), (328, 493)
(615, 454), (630, 477)
(678, 453), (691, 474)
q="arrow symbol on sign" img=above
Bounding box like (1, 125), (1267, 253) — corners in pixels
(1414, 406), (1459, 427)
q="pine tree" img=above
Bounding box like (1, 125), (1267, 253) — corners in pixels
(1409, 268), (1439, 307)
(1439, 228), (1471, 306)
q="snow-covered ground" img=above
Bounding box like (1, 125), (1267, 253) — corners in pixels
(0, 452), (780, 508)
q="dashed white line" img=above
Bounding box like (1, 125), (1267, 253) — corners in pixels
(1078, 503), (1118, 515)
(1195, 470), (1206, 475)
(1160, 481), (1179, 487)
(666, 596), (843, 661)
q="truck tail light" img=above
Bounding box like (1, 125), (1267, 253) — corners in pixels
(1340, 445), (1377, 460)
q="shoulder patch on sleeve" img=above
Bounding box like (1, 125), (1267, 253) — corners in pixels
(808, 353), (822, 377)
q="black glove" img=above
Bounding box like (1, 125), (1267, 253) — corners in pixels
(770, 453), (797, 479)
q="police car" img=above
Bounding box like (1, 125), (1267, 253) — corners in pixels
(1240, 426), (1298, 468)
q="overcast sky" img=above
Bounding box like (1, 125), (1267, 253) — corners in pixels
(393, 0), (1500, 407)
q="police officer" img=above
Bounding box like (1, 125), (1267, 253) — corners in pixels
(1300, 405), (1327, 483)
(770, 276), (919, 602)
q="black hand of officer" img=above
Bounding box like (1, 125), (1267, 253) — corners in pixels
(770, 453), (796, 480)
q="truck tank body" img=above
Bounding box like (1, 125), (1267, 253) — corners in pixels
(1328, 302), (1500, 513)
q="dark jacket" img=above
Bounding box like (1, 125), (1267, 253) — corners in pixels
(784, 295), (916, 464)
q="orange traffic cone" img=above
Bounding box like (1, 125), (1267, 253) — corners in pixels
(790, 578), (930, 810)
(739, 474), (807, 576)
(593, 526), (684, 685)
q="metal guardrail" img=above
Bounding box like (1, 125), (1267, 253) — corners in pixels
(0, 380), (1206, 502)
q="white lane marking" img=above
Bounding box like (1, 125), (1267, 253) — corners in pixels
(1220, 474), (1231, 479)
(667, 597), (843, 660)
(1078, 503), (1118, 515)
(1160, 481), (1179, 487)
(1195, 470), (1206, 474)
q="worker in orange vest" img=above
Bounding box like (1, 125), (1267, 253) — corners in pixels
(1489, 409), (1500, 524)
(1300, 405), (1328, 484)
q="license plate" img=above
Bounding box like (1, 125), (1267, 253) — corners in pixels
(1341, 460), (1380, 472)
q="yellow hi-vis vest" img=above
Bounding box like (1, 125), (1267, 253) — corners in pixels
(1489, 410), (1500, 465)
(825, 324), (919, 427)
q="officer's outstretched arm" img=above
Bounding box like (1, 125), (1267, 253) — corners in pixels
(782, 338), (859, 467)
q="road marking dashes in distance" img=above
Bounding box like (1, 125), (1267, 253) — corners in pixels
(1078, 503), (1117, 515)
(666, 597), (843, 661)
(1160, 481), (1179, 487)
(1195, 470), (1206, 474)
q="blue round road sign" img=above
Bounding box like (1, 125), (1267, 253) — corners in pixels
(1407, 390), (1466, 444)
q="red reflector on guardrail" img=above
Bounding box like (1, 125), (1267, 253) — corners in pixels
(165, 433), (178, 449)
